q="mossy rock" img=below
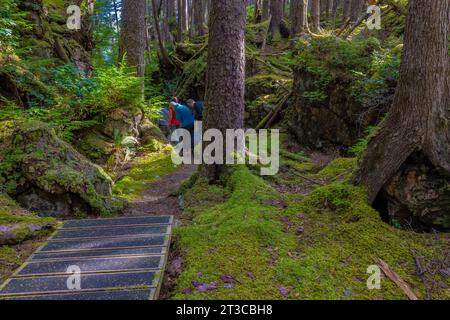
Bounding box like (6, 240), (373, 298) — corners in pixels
(139, 118), (166, 150)
(102, 107), (144, 139)
(76, 130), (114, 162)
(0, 193), (56, 246)
(0, 121), (126, 218)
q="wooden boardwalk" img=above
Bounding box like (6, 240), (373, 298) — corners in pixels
(0, 216), (173, 300)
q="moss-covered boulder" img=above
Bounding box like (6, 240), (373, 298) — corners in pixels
(0, 193), (56, 245)
(102, 107), (144, 139)
(139, 118), (166, 149)
(288, 36), (399, 149)
(75, 130), (114, 163)
(0, 121), (126, 218)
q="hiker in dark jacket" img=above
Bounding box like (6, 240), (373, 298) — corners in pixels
(187, 99), (204, 121)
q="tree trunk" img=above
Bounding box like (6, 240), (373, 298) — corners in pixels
(342, 0), (351, 25)
(359, 0), (450, 205)
(203, 0), (246, 181)
(350, 0), (363, 23)
(325, 0), (332, 21)
(291, 0), (309, 36)
(119, 0), (147, 77)
(269, 0), (283, 37)
(331, 0), (339, 28)
(193, 0), (205, 36)
(151, 0), (171, 66)
(254, 0), (261, 22)
(262, 0), (270, 20)
(311, 0), (321, 31)
(177, 0), (188, 39)
(167, 0), (177, 40)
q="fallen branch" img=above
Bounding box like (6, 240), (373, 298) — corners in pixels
(343, 0), (388, 38)
(376, 258), (419, 300)
(255, 91), (291, 130)
(336, 18), (351, 37)
(264, 92), (292, 128)
(280, 150), (311, 163)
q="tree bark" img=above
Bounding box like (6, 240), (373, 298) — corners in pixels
(331, 0), (339, 28)
(119, 0), (147, 77)
(262, 0), (270, 20)
(151, 0), (171, 66)
(350, 0), (364, 23)
(254, 0), (261, 22)
(325, 0), (332, 21)
(342, 0), (351, 25)
(359, 0), (450, 204)
(291, 0), (309, 36)
(203, 0), (246, 181)
(193, 0), (205, 36)
(177, 0), (188, 40)
(311, 0), (321, 31)
(269, 0), (284, 37)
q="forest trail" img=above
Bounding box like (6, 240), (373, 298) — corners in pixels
(124, 164), (197, 217)
(0, 164), (198, 300)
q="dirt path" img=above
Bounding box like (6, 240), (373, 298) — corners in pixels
(123, 165), (197, 217)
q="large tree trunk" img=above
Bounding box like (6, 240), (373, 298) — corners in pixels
(269, 0), (284, 37)
(291, 0), (309, 36)
(119, 0), (147, 77)
(193, 0), (205, 36)
(359, 0), (450, 216)
(311, 0), (321, 31)
(202, 0), (246, 181)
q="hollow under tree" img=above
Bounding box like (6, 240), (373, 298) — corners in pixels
(358, 0), (450, 224)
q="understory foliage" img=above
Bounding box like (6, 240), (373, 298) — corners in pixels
(1, 62), (147, 141)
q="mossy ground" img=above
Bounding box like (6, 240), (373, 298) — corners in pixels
(0, 239), (47, 285)
(0, 194), (56, 283)
(172, 158), (450, 300)
(0, 194), (57, 244)
(113, 146), (180, 201)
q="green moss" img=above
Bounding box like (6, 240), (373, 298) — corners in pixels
(0, 121), (126, 217)
(0, 246), (18, 264)
(113, 146), (179, 201)
(173, 166), (298, 300)
(277, 181), (450, 300)
(0, 193), (57, 246)
(313, 158), (358, 181)
(77, 131), (113, 161)
(173, 162), (450, 300)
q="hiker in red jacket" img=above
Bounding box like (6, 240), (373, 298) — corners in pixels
(169, 98), (181, 130)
